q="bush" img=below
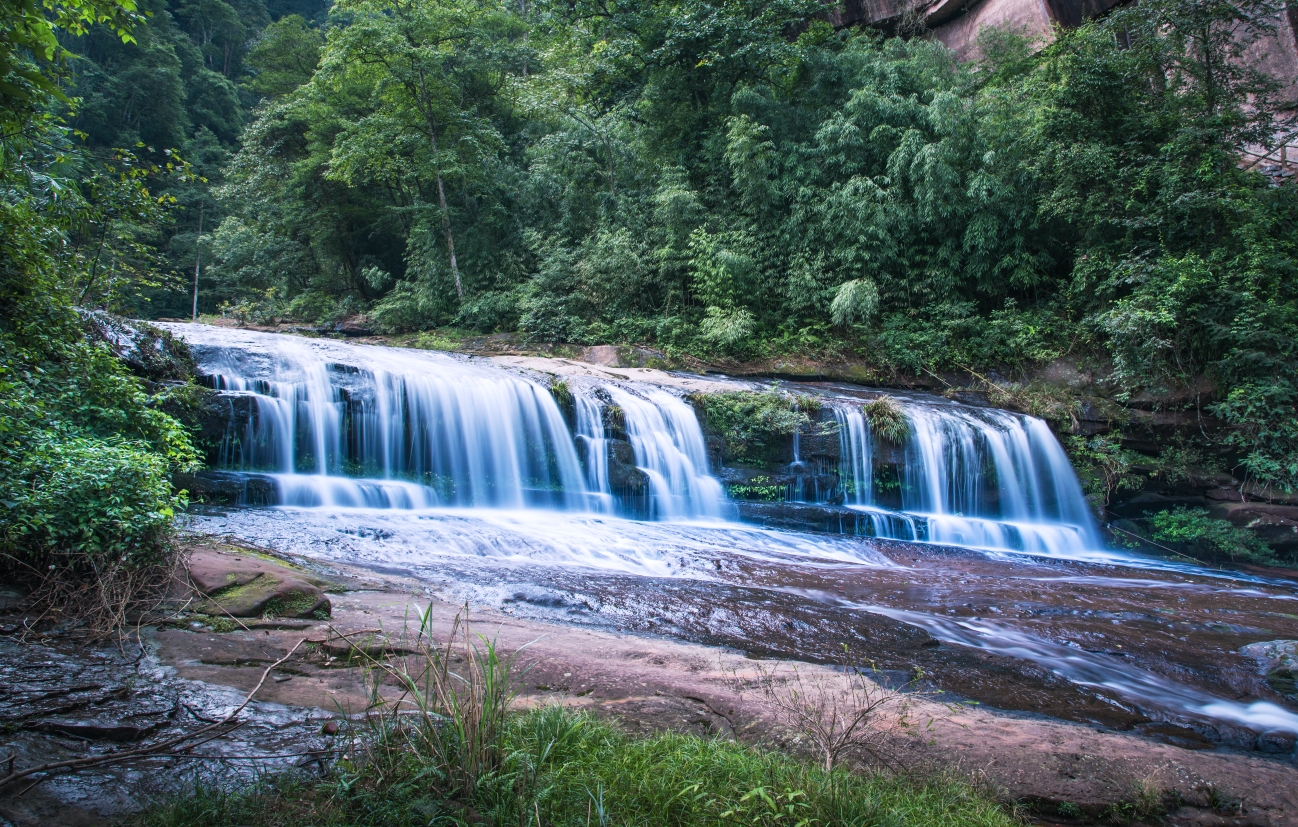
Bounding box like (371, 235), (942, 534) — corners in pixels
(1146, 506), (1277, 566)
(2, 432), (179, 572)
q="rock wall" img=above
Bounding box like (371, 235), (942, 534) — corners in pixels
(827, 0), (1298, 106)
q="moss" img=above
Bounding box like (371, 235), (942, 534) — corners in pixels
(196, 614), (243, 633)
(687, 390), (808, 467)
(263, 591), (321, 619)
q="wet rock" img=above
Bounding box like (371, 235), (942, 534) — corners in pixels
(1208, 502), (1298, 551)
(1256, 729), (1297, 755)
(174, 471), (277, 506)
(1239, 640), (1298, 702)
(735, 501), (881, 534)
(189, 549), (332, 619)
(326, 317), (375, 337)
(30, 719), (164, 742)
(606, 440), (649, 499)
(80, 311), (196, 381)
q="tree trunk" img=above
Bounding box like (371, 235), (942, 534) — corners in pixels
(435, 166), (462, 299)
(192, 205), (204, 321)
(417, 79), (463, 300)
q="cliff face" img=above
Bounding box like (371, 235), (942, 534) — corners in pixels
(831, 0), (1298, 94)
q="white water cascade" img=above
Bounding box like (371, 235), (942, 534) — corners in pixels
(605, 386), (727, 520)
(171, 324), (1102, 555)
(166, 324), (724, 517)
(835, 398), (1103, 557)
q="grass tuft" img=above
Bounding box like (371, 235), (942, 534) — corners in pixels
(863, 397), (909, 444)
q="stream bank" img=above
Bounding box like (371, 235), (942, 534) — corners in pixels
(4, 539), (1298, 827)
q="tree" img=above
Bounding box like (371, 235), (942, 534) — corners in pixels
(244, 13), (323, 98)
(317, 0), (525, 300)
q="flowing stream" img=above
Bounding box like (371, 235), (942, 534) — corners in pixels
(165, 324), (1298, 741)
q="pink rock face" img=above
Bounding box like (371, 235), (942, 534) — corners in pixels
(187, 549), (331, 619)
(829, 0), (1298, 108)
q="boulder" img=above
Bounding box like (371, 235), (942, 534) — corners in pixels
(606, 440), (648, 496)
(1239, 640), (1298, 703)
(188, 549), (332, 619)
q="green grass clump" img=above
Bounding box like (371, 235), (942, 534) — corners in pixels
(140, 706), (1015, 827)
(863, 397), (908, 444)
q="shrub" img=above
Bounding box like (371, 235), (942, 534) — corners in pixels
(2, 433), (179, 572)
(1146, 507), (1277, 566)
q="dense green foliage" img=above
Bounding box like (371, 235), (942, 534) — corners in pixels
(173, 0), (1298, 492)
(141, 705), (1015, 827)
(690, 390), (809, 466)
(5, 0), (1298, 571)
(1147, 506), (1277, 566)
(1, 0), (198, 581)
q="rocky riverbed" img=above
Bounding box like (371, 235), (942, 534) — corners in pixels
(6, 526), (1295, 827)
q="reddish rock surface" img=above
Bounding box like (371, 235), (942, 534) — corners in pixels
(187, 547), (332, 619)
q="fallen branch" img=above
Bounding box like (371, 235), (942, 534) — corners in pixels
(0, 638), (307, 792)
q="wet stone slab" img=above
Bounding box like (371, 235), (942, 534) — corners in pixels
(0, 637), (334, 827)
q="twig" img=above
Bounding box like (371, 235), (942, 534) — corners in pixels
(0, 638), (307, 790)
(1107, 523), (1212, 567)
(129, 748), (332, 762)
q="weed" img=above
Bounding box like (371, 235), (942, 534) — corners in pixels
(747, 656), (921, 772)
(863, 397), (909, 444)
(549, 379), (573, 409)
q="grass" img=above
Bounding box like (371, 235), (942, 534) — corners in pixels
(141, 610), (1016, 827)
(139, 705), (1018, 827)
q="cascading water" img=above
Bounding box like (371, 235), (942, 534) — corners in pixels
(833, 398), (1102, 557)
(166, 324), (722, 518)
(604, 386), (726, 520)
(164, 325), (1298, 744)
(573, 394), (614, 514)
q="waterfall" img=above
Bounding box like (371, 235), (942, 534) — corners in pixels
(574, 393), (614, 513)
(835, 398), (1101, 556)
(169, 324), (1100, 551)
(605, 386), (726, 520)
(834, 407), (872, 506)
(167, 325), (720, 519)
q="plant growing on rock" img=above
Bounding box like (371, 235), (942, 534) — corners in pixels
(863, 397), (908, 444)
(1065, 432), (1145, 511)
(1146, 507), (1276, 566)
(688, 390), (809, 466)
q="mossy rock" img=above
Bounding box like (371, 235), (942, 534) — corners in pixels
(188, 549), (332, 619)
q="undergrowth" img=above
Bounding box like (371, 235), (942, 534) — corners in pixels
(140, 706), (1016, 827)
(142, 610), (1015, 827)
(688, 389), (808, 466)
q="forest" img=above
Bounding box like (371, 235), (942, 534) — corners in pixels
(3, 0), (1298, 578)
